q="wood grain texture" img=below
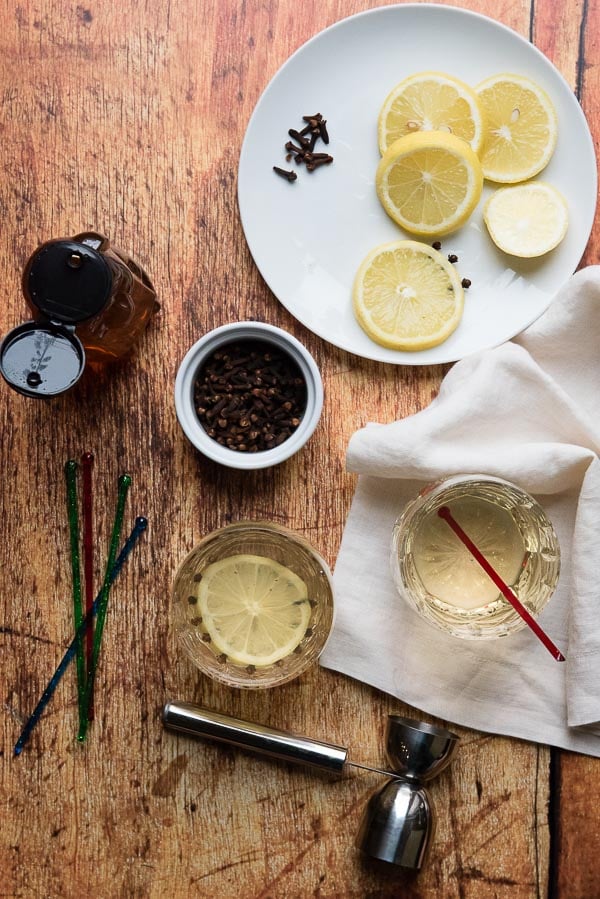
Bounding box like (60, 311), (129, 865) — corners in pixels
(0, 1), (597, 897)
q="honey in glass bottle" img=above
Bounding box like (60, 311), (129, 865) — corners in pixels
(0, 231), (159, 397)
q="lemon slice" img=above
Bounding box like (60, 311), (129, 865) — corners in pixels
(378, 71), (485, 155)
(484, 182), (568, 257)
(476, 73), (558, 183)
(198, 554), (311, 667)
(376, 132), (483, 237)
(353, 240), (464, 351)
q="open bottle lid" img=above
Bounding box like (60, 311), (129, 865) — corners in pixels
(0, 322), (85, 397)
(23, 239), (112, 323)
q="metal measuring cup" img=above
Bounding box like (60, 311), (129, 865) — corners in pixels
(355, 716), (459, 869)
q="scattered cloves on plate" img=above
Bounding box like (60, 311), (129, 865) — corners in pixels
(432, 242), (472, 288)
(274, 112), (333, 182)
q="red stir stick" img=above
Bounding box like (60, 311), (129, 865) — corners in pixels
(82, 452), (96, 718)
(437, 505), (565, 662)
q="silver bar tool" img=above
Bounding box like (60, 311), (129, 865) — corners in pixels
(162, 700), (398, 779)
(163, 700), (459, 870)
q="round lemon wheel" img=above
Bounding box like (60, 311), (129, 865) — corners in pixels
(376, 131), (483, 237)
(476, 73), (558, 183)
(484, 182), (568, 257)
(198, 554), (311, 667)
(353, 240), (465, 351)
(378, 70), (485, 156)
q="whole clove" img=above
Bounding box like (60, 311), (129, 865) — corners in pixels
(273, 166), (298, 183)
(194, 339), (307, 453)
(285, 140), (306, 156)
(288, 129), (310, 149)
(306, 155), (333, 172)
(302, 113), (323, 126)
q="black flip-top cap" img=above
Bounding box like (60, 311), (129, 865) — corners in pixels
(0, 322), (86, 398)
(24, 239), (112, 323)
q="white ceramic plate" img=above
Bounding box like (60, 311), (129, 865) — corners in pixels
(238, 4), (597, 365)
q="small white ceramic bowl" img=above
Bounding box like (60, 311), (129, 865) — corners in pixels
(174, 321), (323, 469)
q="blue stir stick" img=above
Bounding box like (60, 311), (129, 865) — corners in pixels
(14, 516), (148, 757)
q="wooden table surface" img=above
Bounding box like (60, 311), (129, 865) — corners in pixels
(1, 1), (598, 896)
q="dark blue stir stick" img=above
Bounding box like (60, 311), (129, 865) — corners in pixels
(14, 516), (148, 757)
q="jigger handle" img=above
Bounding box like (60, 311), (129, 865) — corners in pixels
(163, 700), (348, 773)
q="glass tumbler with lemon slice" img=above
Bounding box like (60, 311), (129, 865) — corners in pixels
(173, 522), (335, 688)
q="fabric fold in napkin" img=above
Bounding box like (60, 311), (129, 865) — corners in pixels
(320, 266), (600, 757)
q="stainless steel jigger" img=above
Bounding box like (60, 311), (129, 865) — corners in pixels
(355, 715), (459, 869)
(162, 701), (459, 870)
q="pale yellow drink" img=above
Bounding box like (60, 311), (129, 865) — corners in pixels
(391, 476), (560, 639)
(411, 494), (526, 609)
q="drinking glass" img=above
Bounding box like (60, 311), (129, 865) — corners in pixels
(173, 521), (335, 687)
(391, 475), (560, 639)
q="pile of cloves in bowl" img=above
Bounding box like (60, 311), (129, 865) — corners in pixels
(193, 340), (307, 452)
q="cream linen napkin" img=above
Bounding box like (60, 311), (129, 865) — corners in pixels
(320, 266), (600, 756)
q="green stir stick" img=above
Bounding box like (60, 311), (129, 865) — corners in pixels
(65, 460), (87, 735)
(78, 473), (132, 742)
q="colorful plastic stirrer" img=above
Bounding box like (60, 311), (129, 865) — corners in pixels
(81, 452), (95, 719)
(437, 505), (565, 662)
(14, 516), (148, 757)
(64, 460), (87, 734)
(79, 473), (132, 741)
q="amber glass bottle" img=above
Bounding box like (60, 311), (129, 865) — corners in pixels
(0, 232), (159, 397)
(22, 231), (159, 363)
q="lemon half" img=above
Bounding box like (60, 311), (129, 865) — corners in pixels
(484, 182), (568, 257)
(353, 240), (465, 351)
(376, 131), (483, 237)
(476, 73), (558, 183)
(198, 554), (311, 667)
(378, 70), (485, 156)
